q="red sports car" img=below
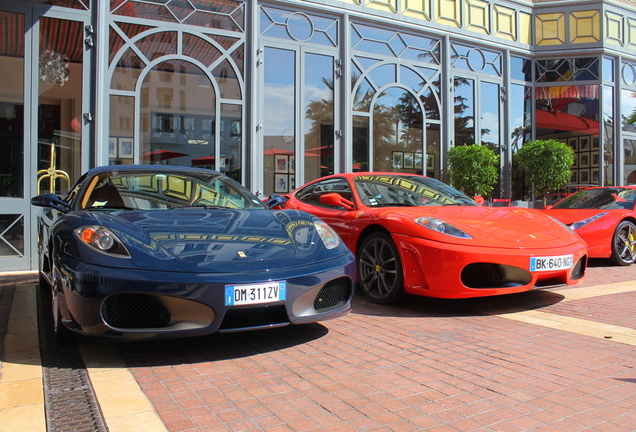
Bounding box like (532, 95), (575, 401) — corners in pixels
(543, 186), (636, 266)
(265, 173), (588, 304)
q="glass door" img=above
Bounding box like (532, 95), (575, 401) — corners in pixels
(32, 13), (89, 274)
(0, 7), (89, 272)
(36, 15), (86, 197)
(261, 46), (338, 197)
(0, 10), (28, 270)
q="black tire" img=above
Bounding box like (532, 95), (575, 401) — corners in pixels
(357, 232), (405, 304)
(51, 282), (73, 342)
(610, 220), (636, 266)
(39, 272), (49, 291)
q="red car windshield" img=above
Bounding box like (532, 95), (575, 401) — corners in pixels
(552, 188), (636, 210)
(354, 174), (477, 207)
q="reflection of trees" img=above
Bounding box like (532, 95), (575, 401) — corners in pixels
(373, 100), (399, 148)
(396, 92), (423, 148)
(454, 77), (474, 145)
(305, 77), (334, 147)
(510, 126), (526, 154)
(307, 70), (436, 172)
(453, 77), (497, 147)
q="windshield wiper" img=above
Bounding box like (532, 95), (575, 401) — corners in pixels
(372, 203), (413, 207)
(86, 205), (135, 210)
(172, 204), (233, 210)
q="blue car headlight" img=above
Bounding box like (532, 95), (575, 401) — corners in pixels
(415, 217), (472, 239)
(74, 226), (131, 258)
(569, 212), (608, 230)
(313, 221), (341, 250)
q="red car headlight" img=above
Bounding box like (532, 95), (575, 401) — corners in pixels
(569, 212), (608, 230)
(415, 217), (472, 239)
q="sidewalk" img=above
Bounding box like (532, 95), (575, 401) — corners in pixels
(2, 262), (636, 431)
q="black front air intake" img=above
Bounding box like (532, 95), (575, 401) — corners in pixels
(102, 293), (171, 328)
(219, 305), (289, 330)
(460, 263), (532, 289)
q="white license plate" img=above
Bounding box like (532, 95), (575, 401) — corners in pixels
(530, 255), (573, 272)
(225, 281), (286, 306)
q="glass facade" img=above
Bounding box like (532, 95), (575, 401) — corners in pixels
(2, 0), (636, 271)
(622, 59), (636, 184)
(0, 11), (25, 260)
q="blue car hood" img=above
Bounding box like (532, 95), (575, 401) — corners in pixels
(55, 208), (346, 273)
(114, 208), (298, 262)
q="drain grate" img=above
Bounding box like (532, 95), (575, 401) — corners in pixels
(37, 282), (108, 432)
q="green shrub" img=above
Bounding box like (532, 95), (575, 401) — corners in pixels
(447, 144), (499, 197)
(515, 139), (575, 204)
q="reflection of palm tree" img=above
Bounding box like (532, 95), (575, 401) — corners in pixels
(373, 102), (398, 148)
(453, 77), (474, 145)
(305, 77), (335, 145)
(306, 72), (437, 172)
(510, 125), (530, 154)
(397, 92), (423, 147)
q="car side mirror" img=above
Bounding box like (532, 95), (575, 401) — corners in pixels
(31, 193), (70, 213)
(264, 194), (288, 209)
(319, 193), (354, 210)
(544, 205), (553, 210)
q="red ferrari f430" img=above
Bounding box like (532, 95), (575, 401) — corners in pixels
(266, 173), (588, 304)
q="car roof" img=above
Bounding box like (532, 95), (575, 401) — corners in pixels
(85, 165), (222, 176)
(575, 185), (636, 192)
(310, 172), (428, 180)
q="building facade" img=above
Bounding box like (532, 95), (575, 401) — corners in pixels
(1, 0), (636, 272)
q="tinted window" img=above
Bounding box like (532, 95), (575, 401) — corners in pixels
(82, 170), (265, 210)
(354, 174), (476, 207)
(297, 178), (352, 208)
(553, 188), (636, 210)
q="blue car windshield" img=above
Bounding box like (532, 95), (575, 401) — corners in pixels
(551, 188), (636, 210)
(354, 174), (478, 207)
(82, 171), (266, 210)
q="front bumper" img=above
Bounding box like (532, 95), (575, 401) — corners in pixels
(53, 251), (355, 340)
(394, 233), (587, 299)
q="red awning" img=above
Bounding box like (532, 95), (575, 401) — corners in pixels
(535, 109), (599, 135)
(263, 148), (294, 156)
(191, 156), (230, 166)
(141, 149), (188, 161)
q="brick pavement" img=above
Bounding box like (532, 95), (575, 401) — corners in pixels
(113, 261), (636, 432)
(2, 262), (636, 432)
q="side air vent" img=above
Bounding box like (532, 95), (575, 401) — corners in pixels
(314, 277), (352, 310)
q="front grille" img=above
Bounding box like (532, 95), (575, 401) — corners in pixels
(314, 277), (352, 310)
(102, 293), (171, 328)
(219, 305), (289, 330)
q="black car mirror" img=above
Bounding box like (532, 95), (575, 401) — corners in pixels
(31, 193), (70, 213)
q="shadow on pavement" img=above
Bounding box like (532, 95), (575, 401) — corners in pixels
(115, 322), (329, 368)
(351, 286), (566, 318)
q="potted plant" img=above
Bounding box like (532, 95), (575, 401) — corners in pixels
(447, 144), (499, 201)
(515, 139), (575, 208)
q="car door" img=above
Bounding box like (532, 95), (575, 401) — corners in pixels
(287, 178), (357, 246)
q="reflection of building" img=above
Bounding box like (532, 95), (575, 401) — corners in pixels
(1, 0), (636, 271)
